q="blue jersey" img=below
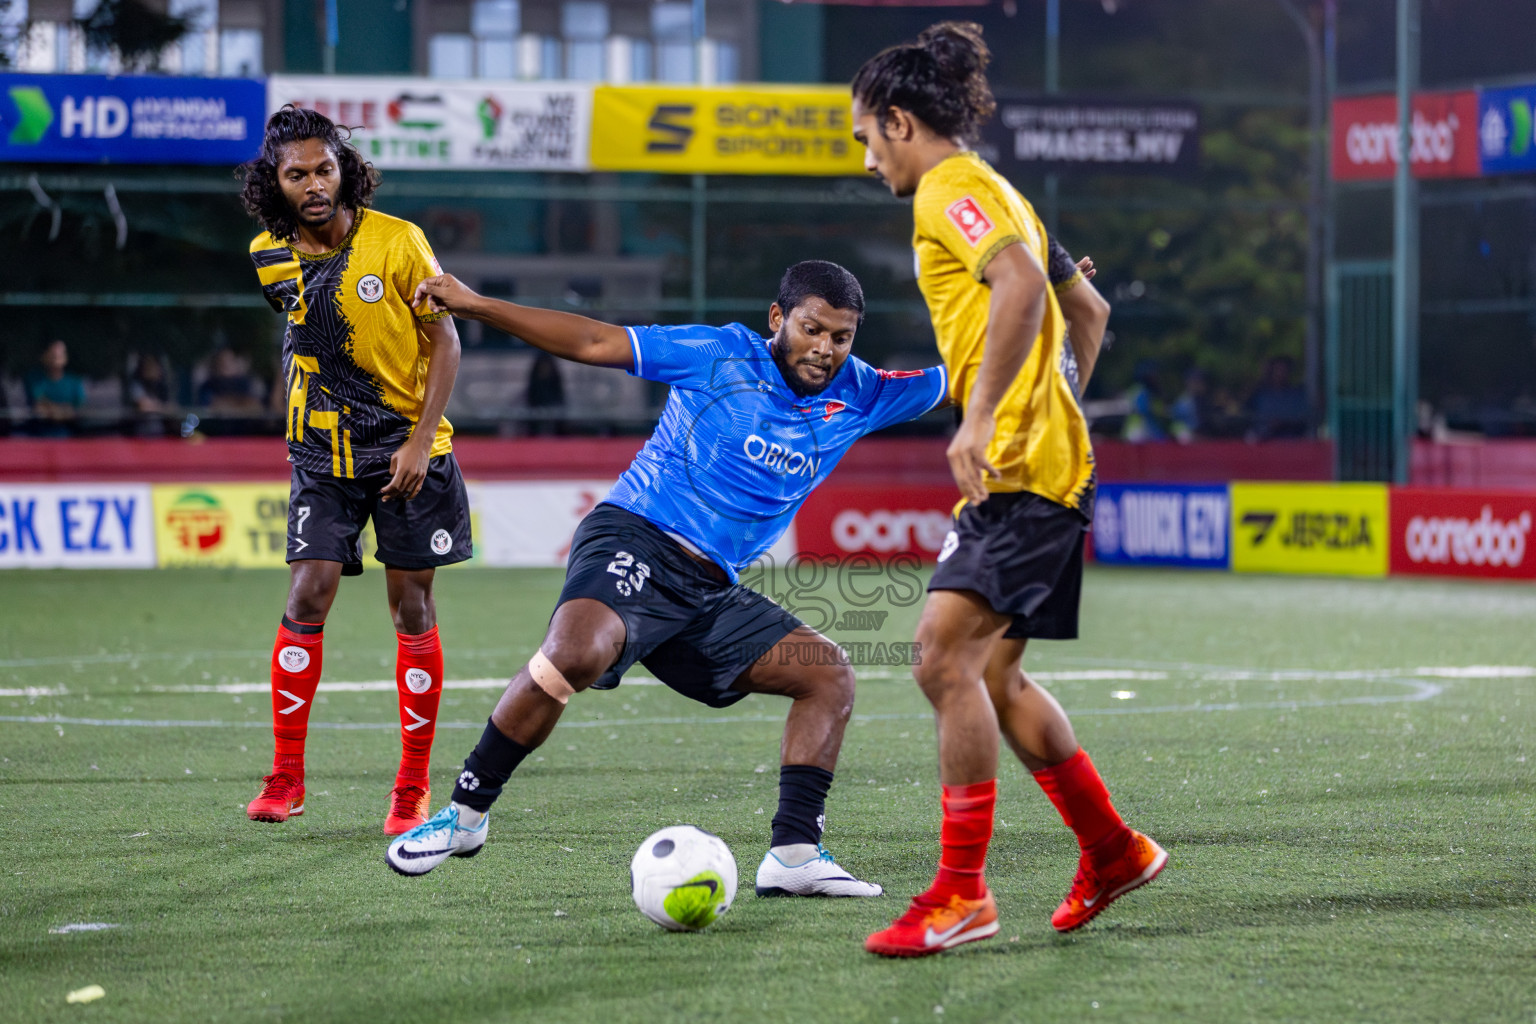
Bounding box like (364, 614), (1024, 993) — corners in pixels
(603, 322), (948, 580)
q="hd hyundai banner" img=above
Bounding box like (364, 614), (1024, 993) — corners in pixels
(1091, 484), (1229, 569)
(0, 73), (264, 165)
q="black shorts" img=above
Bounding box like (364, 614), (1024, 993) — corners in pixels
(928, 490), (1087, 640)
(558, 504), (802, 708)
(287, 454), (472, 576)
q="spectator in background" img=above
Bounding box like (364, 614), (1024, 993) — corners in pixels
(1247, 355), (1311, 440)
(197, 348), (265, 414)
(25, 339), (86, 437)
(127, 352), (173, 437)
(1121, 359), (1169, 442)
(1171, 368), (1209, 443)
(524, 349), (566, 435)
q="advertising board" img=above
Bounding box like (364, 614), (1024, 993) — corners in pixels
(153, 483), (311, 568)
(792, 485), (957, 561)
(981, 95), (1200, 177)
(0, 73), (263, 165)
(1230, 482), (1388, 577)
(269, 75), (591, 171)
(1389, 488), (1536, 580)
(1330, 90), (1481, 181)
(1091, 483), (1229, 568)
(1477, 84), (1536, 176)
(588, 84), (864, 175)
(0, 484), (155, 568)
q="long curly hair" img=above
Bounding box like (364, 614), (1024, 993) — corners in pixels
(851, 21), (995, 145)
(237, 105), (380, 241)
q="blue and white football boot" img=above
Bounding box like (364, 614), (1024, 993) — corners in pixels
(385, 804), (489, 877)
(755, 844), (884, 897)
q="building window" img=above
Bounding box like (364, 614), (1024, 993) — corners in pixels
(652, 2), (693, 83)
(429, 33), (473, 79)
(218, 27), (261, 77)
(169, 0), (216, 75)
(562, 1), (606, 81)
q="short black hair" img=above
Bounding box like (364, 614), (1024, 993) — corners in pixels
(775, 260), (865, 325)
(237, 104), (379, 241)
(851, 21), (995, 145)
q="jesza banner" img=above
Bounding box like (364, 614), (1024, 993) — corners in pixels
(1091, 484), (1229, 569)
(268, 75), (591, 171)
(0, 484), (155, 568)
(981, 96), (1200, 176)
(588, 85), (864, 175)
(0, 73), (263, 165)
(1230, 482), (1388, 577)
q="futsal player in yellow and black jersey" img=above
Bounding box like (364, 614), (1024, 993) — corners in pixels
(852, 23), (1165, 957)
(237, 105), (470, 836)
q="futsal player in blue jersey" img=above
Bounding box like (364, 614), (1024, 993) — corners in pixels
(386, 261), (947, 897)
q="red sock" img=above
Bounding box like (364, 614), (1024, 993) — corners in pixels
(1032, 748), (1129, 854)
(931, 779), (996, 901)
(270, 617), (323, 776)
(395, 626), (444, 786)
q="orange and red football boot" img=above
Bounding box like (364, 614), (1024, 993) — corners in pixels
(384, 783), (431, 836)
(1052, 828), (1167, 932)
(246, 771), (305, 823)
(865, 890), (999, 958)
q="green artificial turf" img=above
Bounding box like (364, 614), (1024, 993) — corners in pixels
(0, 567), (1532, 1023)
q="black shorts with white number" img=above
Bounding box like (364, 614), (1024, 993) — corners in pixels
(928, 490), (1088, 640)
(557, 503), (802, 708)
(287, 454), (472, 576)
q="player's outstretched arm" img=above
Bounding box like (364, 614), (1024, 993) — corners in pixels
(412, 274), (633, 370)
(383, 315), (461, 502)
(1059, 271), (1110, 390)
(948, 242), (1048, 504)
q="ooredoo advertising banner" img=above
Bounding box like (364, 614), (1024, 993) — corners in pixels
(1390, 488), (1536, 580)
(268, 75), (591, 171)
(793, 485), (956, 561)
(0, 484), (155, 568)
(588, 84), (864, 175)
(0, 73), (264, 165)
(1092, 483), (1229, 569)
(1230, 482), (1389, 577)
(1331, 90), (1481, 181)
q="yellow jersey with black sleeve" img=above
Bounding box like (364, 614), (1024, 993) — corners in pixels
(248, 208), (454, 479)
(912, 151), (1094, 512)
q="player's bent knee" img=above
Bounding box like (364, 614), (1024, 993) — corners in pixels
(536, 636), (614, 692)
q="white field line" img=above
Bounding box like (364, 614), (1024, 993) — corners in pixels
(0, 676), (1448, 730)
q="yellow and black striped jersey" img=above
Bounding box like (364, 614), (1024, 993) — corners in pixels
(912, 151), (1094, 512)
(249, 208), (453, 479)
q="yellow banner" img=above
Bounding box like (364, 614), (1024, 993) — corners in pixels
(152, 483), (375, 569)
(1230, 482), (1389, 577)
(589, 85), (864, 175)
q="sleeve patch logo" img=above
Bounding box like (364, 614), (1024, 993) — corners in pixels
(945, 197), (995, 246)
(357, 274), (385, 303)
(877, 369), (925, 380)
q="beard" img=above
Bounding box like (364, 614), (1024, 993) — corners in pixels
(295, 197), (338, 227)
(771, 334), (840, 398)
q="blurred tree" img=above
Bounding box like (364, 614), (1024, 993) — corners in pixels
(78, 0), (191, 72)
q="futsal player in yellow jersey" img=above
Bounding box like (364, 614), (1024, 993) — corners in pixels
(852, 23), (1165, 957)
(236, 106), (470, 836)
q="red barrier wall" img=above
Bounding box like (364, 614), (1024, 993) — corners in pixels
(0, 436), (1336, 484)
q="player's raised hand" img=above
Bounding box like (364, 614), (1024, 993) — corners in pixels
(1075, 256), (1096, 280)
(412, 274), (478, 316)
(382, 438), (431, 502)
(947, 410), (999, 505)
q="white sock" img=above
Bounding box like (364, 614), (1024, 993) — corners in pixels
(451, 801), (485, 828)
(769, 843), (819, 866)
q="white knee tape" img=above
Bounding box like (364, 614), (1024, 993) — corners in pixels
(529, 650), (576, 705)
